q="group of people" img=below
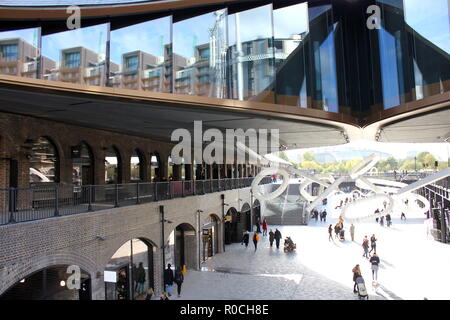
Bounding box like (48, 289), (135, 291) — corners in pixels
(241, 226), (284, 251)
(156, 263), (185, 300)
(311, 209), (327, 222)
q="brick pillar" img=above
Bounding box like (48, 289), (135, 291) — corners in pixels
(121, 149), (131, 184)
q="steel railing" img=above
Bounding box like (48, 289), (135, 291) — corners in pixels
(0, 177), (271, 226)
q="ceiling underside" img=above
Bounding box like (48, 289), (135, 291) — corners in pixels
(0, 86), (348, 149)
(378, 107), (450, 143)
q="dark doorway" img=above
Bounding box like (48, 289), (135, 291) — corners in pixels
(0, 265), (91, 300)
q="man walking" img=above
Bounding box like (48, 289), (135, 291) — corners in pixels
(252, 231), (260, 251)
(369, 234), (377, 254)
(362, 236), (369, 258)
(274, 229), (282, 249)
(163, 263), (174, 296)
(269, 229), (275, 247)
(370, 253), (380, 281)
(350, 223), (355, 242)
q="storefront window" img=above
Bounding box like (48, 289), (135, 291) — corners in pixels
(105, 238), (153, 300)
(29, 137), (59, 183)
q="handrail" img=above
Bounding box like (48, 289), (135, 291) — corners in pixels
(0, 177), (271, 226)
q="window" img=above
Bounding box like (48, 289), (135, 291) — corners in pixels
(125, 55), (139, 71)
(64, 52), (80, 68)
(199, 47), (210, 59)
(0, 44), (18, 61)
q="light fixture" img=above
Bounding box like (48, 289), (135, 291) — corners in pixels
(20, 279), (25, 283)
(60, 280), (66, 287)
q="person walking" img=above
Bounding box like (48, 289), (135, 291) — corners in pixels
(350, 223), (355, 242)
(386, 213), (392, 227)
(274, 228), (282, 249)
(269, 229), (275, 247)
(379, 216), (384, 227)
(322, 210), (327, 222)
(352, 264), (362, 293)
(163, 263), (174, 297)
(328, 224), (333, 241)
(252, 231), (260, 251)
(241, 231), (250, 248)
(369, 234), (377, 254)
(362, 236), (369, 258)
(401, 212), (406, 220)
(262, 218), (268, 236)
(334, 223), (341, 239)
(174, 267), (184, 297)
(370, 253), (380, 281)
(135, 262), (146, 296)
(255, 218), (261, 233)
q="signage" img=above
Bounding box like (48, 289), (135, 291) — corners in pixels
(104, 270), (117, 283)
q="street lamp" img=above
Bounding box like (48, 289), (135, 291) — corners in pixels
(159, 205), (172, 292)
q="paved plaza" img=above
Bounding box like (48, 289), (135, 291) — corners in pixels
(171, 206), (450, 300)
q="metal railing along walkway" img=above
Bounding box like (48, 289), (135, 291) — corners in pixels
(0, 177), (271, 226)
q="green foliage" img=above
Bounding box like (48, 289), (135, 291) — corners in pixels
(295, 151), (447, 174)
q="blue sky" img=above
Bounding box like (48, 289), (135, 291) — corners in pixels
(110, 16), (171, 65)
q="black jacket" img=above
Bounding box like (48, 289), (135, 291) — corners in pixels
(164, 268), (174, 285)
(274, 230), (282, 240)
(174, 271), (184, 284)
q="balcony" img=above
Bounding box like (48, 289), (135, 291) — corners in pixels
(0, 177), (271, 226)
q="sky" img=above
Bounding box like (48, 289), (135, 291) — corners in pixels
(282, 141), (450, 163)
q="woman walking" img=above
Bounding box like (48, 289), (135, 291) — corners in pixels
(352, 264), (361, 293)
(174, 267), (184, 297)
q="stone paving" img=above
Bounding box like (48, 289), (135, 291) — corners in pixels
(168, 205), (450, 300)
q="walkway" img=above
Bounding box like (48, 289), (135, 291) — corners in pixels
(171, 201), (449, 300)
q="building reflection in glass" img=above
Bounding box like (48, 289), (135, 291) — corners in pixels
(228, 4), (274, 103)
(42, 24), (109, 86)
(110, 16), (172, 92)
(173, 9), (227, 98)
(0, 28), (48, 79)
(273, 2), (309, 107)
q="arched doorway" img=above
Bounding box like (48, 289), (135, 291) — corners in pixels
(0, 265), (91, 300)
(165, 223), (196, 272)
(105, 238), (155, 300)
(241, 202), (251, 233)
(224, 207), (239, 244)
(72, 141), (94, 186)
(104, 146), (121, 184)
(29, 136), (59, 184)
(202, 214), (220, 262)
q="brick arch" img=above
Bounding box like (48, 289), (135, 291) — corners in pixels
(0, 252), (97, 296)
(101, 234), (159, 269)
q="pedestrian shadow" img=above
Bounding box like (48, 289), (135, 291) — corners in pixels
(373, 283), (403, 300)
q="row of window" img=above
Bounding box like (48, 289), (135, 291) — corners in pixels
(0, 0), (449, 114)
(27, 137), (257, 185)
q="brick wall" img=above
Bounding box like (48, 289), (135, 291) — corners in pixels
(0, 185), (269, 299)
